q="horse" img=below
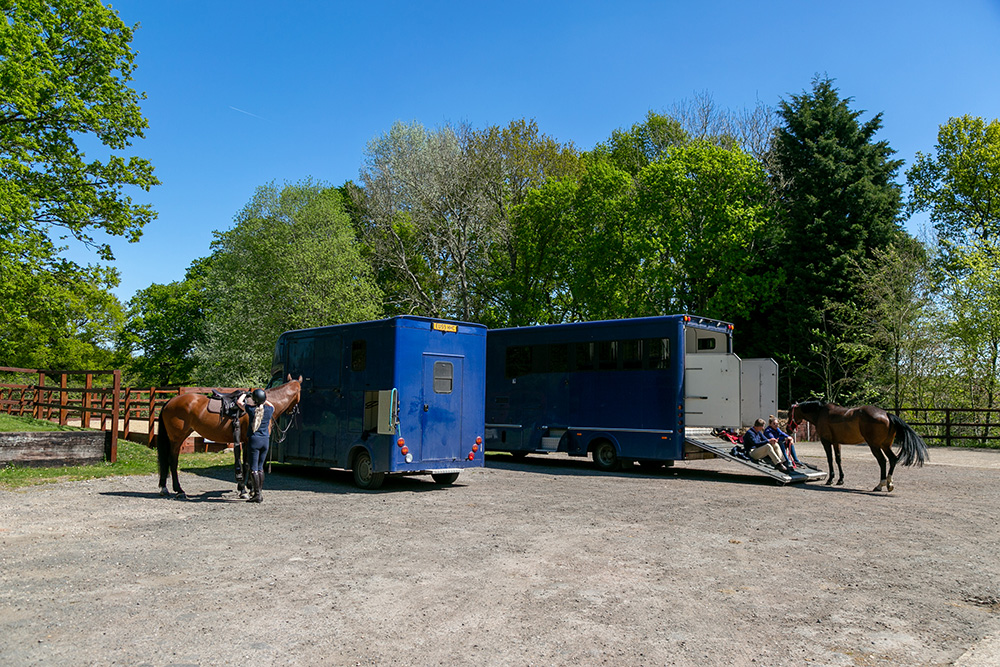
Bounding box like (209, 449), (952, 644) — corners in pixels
(788, 401), (929, 492)
(156, 376), (302, 498)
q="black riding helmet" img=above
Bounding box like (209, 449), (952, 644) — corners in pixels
(252, 388), (267, 404)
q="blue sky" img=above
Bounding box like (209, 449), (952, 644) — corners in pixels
(86, 0), (1000, 302)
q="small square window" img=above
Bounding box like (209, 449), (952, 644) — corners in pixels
(433, 361), (453, 394)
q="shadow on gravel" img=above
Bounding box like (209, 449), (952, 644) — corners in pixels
(485, 453), (779, 487)
(118, 463), (470, 497)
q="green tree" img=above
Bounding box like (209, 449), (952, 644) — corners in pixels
(907, 115), (1000, 269)
(193, 181), (382, 386)
(1, 0), (157, 258)
(1, 0), (156, 369)
(118, 262), (208, 387)
(841, 239), (936, 408)
(769, 76), (906, 401)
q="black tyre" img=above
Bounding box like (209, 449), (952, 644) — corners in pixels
(431, 472), (460, 485)
(591, 440), (620, 472)
(352, 451), (385, 490)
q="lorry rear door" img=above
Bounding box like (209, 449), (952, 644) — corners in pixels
(420, 353), (464, 462)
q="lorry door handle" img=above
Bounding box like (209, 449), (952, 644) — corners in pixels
(423, 404), (429, 412)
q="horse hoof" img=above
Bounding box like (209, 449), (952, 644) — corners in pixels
(825, 479), (834, 486)
(175, 492), (187, 500)
(836, 479), (844, 486)
(239, 491), (249, 499)
(159, 488), (169, 497)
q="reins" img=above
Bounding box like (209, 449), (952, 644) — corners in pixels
(272, 402), (300, 444)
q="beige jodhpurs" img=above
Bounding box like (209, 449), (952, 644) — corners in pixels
(749, 443), (782, 465)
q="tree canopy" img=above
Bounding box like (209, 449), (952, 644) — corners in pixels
(769, 76), (906, 401)
(193, 181), (382, 386)
(1, 0), (156, 370)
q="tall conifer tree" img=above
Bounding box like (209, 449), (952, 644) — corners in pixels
(769, 77), (905, 402)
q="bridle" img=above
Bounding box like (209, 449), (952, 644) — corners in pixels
(787, 403), (800, 433)
(272, 401), (300, 444)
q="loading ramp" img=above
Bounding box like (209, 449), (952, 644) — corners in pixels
(683, 428), (826, 485)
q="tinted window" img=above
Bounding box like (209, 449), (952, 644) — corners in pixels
(697, 338), (717, 351)
(546, 343), (570, 373)
(351, 339), (367, 371)
(645, 338), (670, 369)
(433, 361), (454, 394)
(598, 340), (618, 370)
(621, 339), (643, 370)
(505, 346), (532, 379)
(574, 342), (596, 371)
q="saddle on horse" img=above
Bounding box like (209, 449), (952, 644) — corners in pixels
(207, 389), (247, 445)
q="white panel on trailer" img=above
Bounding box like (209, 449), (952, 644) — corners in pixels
(740, 358), (778, 428)
(684, 353), (741, 428)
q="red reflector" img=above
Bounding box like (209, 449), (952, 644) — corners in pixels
(468, 452), (474, 460)
(476, 436), (482, 445)
(472, 444), (479, 452)
(401, 446), (409, 456)
(397, 438), (405, 447)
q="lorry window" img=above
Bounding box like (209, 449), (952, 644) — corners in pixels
(645, 338), (670, 369)
(351, 339), (367, 371)
(506, 346), (531, 379)
(621, 339), (643, 370)
(433, 361), (454, 394)
(574, 342), (596, 371)
(598, 340), (618, 370)
(697, 338), (716, 351)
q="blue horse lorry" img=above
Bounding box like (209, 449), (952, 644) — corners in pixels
(266, 316), (486, 489)
(483, 314), (792, 476)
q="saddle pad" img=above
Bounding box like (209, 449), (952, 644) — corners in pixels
(207, 398), (223, 414)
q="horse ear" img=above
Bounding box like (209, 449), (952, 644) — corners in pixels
(297, 374), (303, 382)
(286, 373), (291, 381)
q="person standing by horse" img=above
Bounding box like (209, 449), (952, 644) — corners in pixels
(765, 414), (803, 468)
(237, 388), (273, 503)
(743, 418), (791, 473)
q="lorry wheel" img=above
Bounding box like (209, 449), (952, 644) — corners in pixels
(431, 472), (459, 485)
(591, 441), (620, 472)
(352, 451), (385, 490)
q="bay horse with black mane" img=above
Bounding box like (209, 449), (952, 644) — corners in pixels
(789, 401), (929, 492)
(156, 376), (302, 498)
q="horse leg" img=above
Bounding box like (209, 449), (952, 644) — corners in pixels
(171, 445), (186, 499)
(823, 441), (835, 485)
(885, 444), (899, 492)
(234, 443), (248, 498)
(834, 443), (845, 485)
(869, 443), (888, 492)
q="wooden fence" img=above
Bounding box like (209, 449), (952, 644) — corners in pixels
(0, 366), (245, 462)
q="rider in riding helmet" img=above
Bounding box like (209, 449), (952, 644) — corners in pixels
(236, 388), (274, 503)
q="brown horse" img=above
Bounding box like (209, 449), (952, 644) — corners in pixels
(156, 376), (302, 498)
(789, 401), (929, 492)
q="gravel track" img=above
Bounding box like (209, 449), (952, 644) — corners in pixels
(2, 443), (999, 666)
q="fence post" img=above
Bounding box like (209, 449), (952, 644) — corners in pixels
(945, 409), (952, 448)
(148, 388), (156, 446)
(34, 371), (44, 419)
(59, 373), (68, 426)
(82, 373), (93, 428)
(122, 387), (132, 440)
(108, 370), (120, 463)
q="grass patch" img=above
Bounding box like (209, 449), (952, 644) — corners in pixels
(0, 413), (87, 432)
(0, 431), (234, 491)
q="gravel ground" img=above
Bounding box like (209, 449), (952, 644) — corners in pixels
(1, 442), (999, 666)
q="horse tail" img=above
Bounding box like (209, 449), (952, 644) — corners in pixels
(157, 412), (171, 481)
(889, 414), (929, 467)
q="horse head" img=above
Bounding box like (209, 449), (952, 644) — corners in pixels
(271, 373), (303, 415)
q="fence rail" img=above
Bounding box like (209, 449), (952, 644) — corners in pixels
(0, 367), (251, 462)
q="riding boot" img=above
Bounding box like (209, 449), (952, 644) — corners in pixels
(250, 470), (264, 503)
